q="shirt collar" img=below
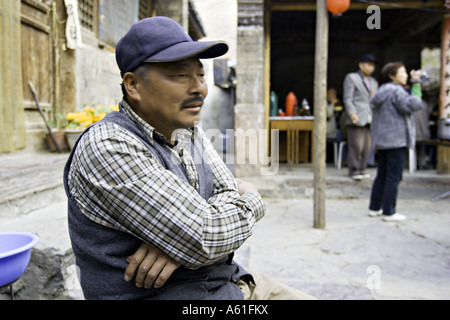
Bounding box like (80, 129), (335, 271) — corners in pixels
(120, 99), (156, 144)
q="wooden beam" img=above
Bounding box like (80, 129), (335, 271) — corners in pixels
(271, 2), (316, 11)
(21, 15), (51, 34)
(22, 0), (50, 13)
(271, 0), (446, 11)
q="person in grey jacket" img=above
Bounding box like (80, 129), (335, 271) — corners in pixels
(368, 62), (423, 222)
(343, 54), (379, 180)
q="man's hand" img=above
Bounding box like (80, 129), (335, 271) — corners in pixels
(124, 242), (180, 289)
(236, 179), (260, 196)
(349, 113), (359, 125)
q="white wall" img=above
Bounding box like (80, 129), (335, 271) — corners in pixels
(193, 0), (237, 134)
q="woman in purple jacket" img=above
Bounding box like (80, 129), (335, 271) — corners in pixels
(368, 62), (423, 222)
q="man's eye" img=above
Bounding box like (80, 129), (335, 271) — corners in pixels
(173, 74), (188, 78)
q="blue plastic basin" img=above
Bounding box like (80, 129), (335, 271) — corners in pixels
(0, 232), (39, 287)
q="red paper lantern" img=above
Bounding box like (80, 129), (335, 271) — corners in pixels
(327, 0), (351, 16)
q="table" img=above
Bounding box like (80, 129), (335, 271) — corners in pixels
(269, 116), (314, 163)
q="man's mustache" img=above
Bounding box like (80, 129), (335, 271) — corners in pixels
(182, 96), (204, 107)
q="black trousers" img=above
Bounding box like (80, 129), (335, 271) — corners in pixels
(369, 148), (407, 215)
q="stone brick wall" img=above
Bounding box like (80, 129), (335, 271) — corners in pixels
(235, 0), (266, 177)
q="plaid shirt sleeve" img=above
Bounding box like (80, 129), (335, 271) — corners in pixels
(68, 121), (265, 269)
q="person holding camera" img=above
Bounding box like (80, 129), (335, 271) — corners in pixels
(368, 62), (423, 222)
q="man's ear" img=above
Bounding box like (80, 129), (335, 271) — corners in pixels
(122, 72), (141, 101)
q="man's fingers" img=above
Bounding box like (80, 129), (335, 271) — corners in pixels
(124, 242), (180, 289)
(142, 256), (181, 289)
(143, 258), (167, 289)
(134, 254), (158, 287)
(124, 244), (150, 282)
(153, 261), (180, 288)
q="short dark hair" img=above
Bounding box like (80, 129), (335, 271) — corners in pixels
(380, 61), (404, 84)
(121, 63), (152, 98)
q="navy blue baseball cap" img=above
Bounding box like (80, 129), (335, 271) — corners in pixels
(116, 16), (228, 76)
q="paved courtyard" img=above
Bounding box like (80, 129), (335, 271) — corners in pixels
(1, 152), (449, 299)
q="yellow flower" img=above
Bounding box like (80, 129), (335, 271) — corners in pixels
(93, 112), (106, 122)
(66, 112), (85, 121)
(83, 106), (95, 114)
(65, 104), (119, 129)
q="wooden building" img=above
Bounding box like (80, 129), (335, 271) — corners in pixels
(1, 0), (449, 173)
(0, 0), (206, 153)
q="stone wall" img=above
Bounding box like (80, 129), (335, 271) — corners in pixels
(235, 0), (266, 177)
(76, 43), (123, 109)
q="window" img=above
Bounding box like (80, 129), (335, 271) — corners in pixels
(78, 0), (98, 35)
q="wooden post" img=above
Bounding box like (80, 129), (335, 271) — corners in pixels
(313, 0), (328, 228)
(438, 15), (450, 174)
(264, 0), (272, 157)
(440, 15), (450, 121)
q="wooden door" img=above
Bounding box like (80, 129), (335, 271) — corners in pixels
(21, 0), (53, 113)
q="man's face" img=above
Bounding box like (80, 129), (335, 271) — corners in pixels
(132, 57), (208, 140)
(359, 62), (376, 77)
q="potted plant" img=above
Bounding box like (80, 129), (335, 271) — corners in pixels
(45, 110), (70, 152)
(64, 104), (119, 149)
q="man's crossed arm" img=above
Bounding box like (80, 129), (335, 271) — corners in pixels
(124, 179), (260, 288)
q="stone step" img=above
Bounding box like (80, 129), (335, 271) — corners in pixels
(245, 165), (450, 201)
(0, 152), (69, 219)
(0, 198), (83, 300)
(0, 152), (78, 299)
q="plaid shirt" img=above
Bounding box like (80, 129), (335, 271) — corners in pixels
(67, 100), (265, 269)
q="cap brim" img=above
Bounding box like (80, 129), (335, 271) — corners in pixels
(143, 41), (228, 63)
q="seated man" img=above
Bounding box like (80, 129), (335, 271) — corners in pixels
(64, 16), (314, 300)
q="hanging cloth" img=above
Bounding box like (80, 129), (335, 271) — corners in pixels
(64, 0), (82, 49)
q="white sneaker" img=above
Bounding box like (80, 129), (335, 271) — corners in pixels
(361, 172), (371, 179)
(351, 174), (363, 181)
(368, 209), (382, 217)
(383, 213), (406, 222)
